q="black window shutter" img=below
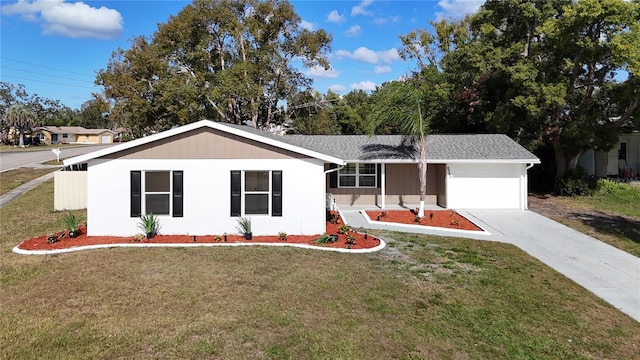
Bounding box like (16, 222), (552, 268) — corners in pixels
(329, 163), (338, 188)
(130, 171), (141, 217)
(172, 171), (183, 217)
(377, 164), (382, 189)
(272, 170), (282, 217)
(230, 170), (241, 216)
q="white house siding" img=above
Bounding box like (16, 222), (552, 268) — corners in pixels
(578, 134), (640, 177)
(445, 163), (526, 210)
(86, 157), (326, 237)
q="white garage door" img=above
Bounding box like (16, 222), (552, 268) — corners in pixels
(447, 163), (523, 209)
(101, 135), (111, 143)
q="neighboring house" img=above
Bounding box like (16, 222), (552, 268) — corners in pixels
(62, 120), (539, 237)
(578, 132), (640, 179)
(33, 126), (115, 145)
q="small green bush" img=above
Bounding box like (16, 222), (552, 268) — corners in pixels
(315, 234), (338, 244)
(595, 179), (640, 200)
(555, 167), (597, 196)
(62, 212), (79, 232)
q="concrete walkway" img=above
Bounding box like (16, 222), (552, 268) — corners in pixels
(341, 208), (640, 322)
(0, 170), (56, 208)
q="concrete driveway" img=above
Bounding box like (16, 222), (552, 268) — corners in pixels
(342, 208), (640, 322)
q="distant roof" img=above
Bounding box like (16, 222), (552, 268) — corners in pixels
(64, 120), (540, 166)
(35, 126), (114, 135)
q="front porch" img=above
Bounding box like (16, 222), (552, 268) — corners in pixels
(326, 162), (446, 209)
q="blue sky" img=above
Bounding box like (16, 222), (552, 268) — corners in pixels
(0, 0), (483, 110)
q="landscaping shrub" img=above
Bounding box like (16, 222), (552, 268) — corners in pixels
(595, 179), (640, 201)
(555, 167), (597, 196)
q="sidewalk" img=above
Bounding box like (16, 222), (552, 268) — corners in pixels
(0, 171), (56, 208)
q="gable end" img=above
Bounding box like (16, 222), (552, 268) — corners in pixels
(100, 127), (309, 160)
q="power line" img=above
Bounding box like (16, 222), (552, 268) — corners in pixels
(0, 75), (98, 89)
(0, 56), (95, 78)
(1, 65), (94, 83)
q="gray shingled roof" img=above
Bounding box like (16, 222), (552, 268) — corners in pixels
(219, 123), (539, 163)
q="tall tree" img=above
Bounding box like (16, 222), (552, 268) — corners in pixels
(287, 90), (339, 134)
(5, 104), (36, 147)
(368, 66), (450, 217)
(97, 0), (331, 136)
(435, 0), (640, 178)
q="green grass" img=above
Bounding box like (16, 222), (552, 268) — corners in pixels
(1, 180), (639, 359)
(0, 167), (60, 195)
(583, 180), (640, 218)
(42, 158), (67, 166)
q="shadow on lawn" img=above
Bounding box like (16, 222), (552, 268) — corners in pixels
(571, 212), (640, 244)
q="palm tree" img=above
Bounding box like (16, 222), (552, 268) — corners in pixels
(5, 104), (36, 147)
(369, 66), (449, 217)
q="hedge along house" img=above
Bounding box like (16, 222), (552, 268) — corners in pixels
(62, 120), (539, 237)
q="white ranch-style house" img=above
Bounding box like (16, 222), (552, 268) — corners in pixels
(61, 120), (540, 237)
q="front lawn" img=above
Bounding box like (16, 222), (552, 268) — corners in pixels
(1, 180), (639, 359)
(0, 167), (60, 195)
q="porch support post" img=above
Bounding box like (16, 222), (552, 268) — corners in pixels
(381, 163), (386, 209)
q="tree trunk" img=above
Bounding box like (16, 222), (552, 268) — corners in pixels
(417, 141), (427, 218)
(551, 136), (581, 179)
(18, 130), (25, 147)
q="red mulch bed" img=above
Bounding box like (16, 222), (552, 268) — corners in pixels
(365, 209), (483, 231)
(17, 213), (381, 252)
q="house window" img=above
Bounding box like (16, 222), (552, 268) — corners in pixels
(339, 163), (377, 188)
(145, 171), (170, 215)
(131, 171), (183, 217)
(231, 170), (282, 217)
(619, 143), (627, 160)
(62, 134), (68, 139)
(245, 171), (269, 214)
(52, 134), (58, 142)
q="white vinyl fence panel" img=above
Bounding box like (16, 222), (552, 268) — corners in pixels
(54, 171), (87, 210)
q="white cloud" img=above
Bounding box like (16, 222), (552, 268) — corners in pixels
(437, 0), (483, 19)
(329, 84), (347, 93)
(344, 25), (361, 37)
(351, 0), (373, 16)
(306, 65), (339, 79)
(373, 16), (400, 25)
(374, 65), (392, 74)
(351, 80), (377, 91)
(326, 10), (345, 23)
(335, 47), (400, 64)
(300, 19), (314, 31)
(378, 49), (400, 63)
(351, 47), (378, 63)
(1, 0), (123, 39)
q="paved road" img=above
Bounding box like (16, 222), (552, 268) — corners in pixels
(0, 144), (113, 171)
(342, 208), (640, 322)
